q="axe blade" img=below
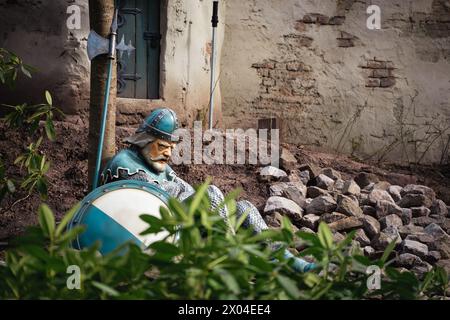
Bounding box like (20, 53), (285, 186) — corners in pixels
(87, 30), (109, 60)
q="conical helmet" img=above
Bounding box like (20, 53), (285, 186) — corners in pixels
(136, 107), (179, 142)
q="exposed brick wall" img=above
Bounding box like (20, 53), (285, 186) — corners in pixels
(337, 31), (358, 48)
(251, 60), (320, 114)
(222, 0), (450, 163)
(360, 58), (396, 88)
(386, 0), (450, 39)
(299, 13), (346, 26)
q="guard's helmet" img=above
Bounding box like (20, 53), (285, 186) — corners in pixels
(124, 108), (179, 147)
(137, 108), (179, 142)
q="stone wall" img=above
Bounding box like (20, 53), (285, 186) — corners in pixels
(0, 0), (224, 126)
(221, 0), (450, 164)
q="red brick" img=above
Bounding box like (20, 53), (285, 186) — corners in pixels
(329, 16), (345, 25)
(366, 79), (380, 87)
(303, 15), (314, 23)
(337, 39), (354, 47)
(367, 60), (386, 68)
(385, 61), (395, 69)
(316, 14), (330, 25)
(380, 77), (396, 87)
(372, 69), (390, 78)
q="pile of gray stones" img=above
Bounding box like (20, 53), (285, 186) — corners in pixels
(258, 159), (450, 278)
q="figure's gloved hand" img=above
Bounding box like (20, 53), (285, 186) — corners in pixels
(283, 249), (317, 273)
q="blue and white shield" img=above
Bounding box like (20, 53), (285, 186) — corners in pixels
(67, 180), (172, 255)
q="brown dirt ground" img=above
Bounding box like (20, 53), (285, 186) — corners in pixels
(1, 117), (449, 243)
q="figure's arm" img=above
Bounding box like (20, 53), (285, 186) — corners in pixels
(155, 174), (195, 202)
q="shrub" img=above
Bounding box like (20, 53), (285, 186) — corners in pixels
(0, 182), (447, 299)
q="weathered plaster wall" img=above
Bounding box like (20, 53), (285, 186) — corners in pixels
(0, 0), (224, 127)
(0, 0), (90, 114)
(221, 0), (450, 164)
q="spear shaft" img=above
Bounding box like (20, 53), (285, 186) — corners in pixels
(92, 7), (118, 190)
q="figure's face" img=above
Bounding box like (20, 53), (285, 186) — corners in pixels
(141, 138), (176, 172)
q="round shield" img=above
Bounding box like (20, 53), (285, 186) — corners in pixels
(67, 180), (172, 255)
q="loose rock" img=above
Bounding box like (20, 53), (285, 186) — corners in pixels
(372, 181), (391, 191)
(336, 194), (363, 217)
(368, 189), (395, 206)
(320, 212), (347, 224)
(327, 216), (362, 232)
(362, 215), (381, 239)
(298, 163), (320, 179)
(398, 193), (433, 208)
(371, 226), (402, 250)
(306, 186), (329, 198)
(412, 216), (437, 227)
(264, 196), (303, 222)
(300, 214), (321, 230)
(375, 200), (403, 219)
(362, 205), (376, 217)
(397, 253), (423, 269)
(431, 199), (448, 217)
(363, 246), (376, 257)
(402, 239), (428, 259)
(354, 172), (379, 188)
(411, 206), (431, 217)
(259, 166), (287, 182)
(405, 233), (434, 245)
(299, 170), (310, 185)
(400, 208), (412, 225)
(387, 185), (403, 202)
(280, 148), (298, 172)
(355, 229), (371, 246)
(342, 179), (361, 196)
(332, 231), (346, 243)
(424, 223), (448, 240)
(315, 174), (335, 190)
(424, 251), (441, 264)
(320, 168), (342, 181)
(401, 184), (436, 202)
(379, 214), (403, 229)
(398, 225), (424, 238)
(333, 179), (345, 192)
(305, 195), (337, 215)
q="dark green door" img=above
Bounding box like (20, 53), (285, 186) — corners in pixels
(117, 0), (160, 99)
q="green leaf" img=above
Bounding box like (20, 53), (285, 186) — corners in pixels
(38, 204), (55, 240)
(36, 178), (48, 199)
(42, 161), (50, 174)
(45, 90), (52, 105)
(20, 65), (32, 78)
(45, 118), (56, 141)
(140, 214), (163, 234)
(317, 222), (333, 250)
(188, 180), (210, 216)
(6, 179), (15, 193)
(380, 238), (397, 266)
(216, 269), (240, 295)
(149, 241), (180, 257)
(55, 203), (81, 237)
(248, 229), (281, 243)
(276, 274), (301, 299)
(92, 281), (119, 297)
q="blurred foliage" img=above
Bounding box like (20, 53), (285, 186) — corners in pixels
(0, 182), (447, 300)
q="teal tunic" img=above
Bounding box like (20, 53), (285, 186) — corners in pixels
(100, 147), (176, 185)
